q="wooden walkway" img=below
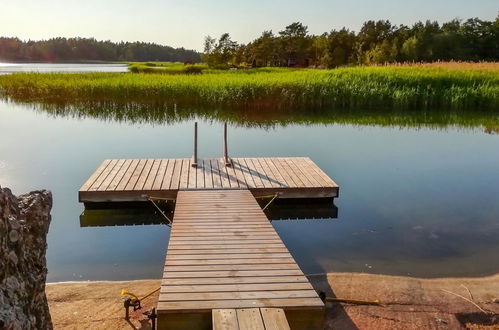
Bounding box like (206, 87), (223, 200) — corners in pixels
(212, 308), (290, 330)
(158, 190), (324, 329)
(79, 157), (338, 202)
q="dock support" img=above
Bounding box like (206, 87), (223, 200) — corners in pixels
(192, 122), (198, 168)
(223, 122), (231, 167)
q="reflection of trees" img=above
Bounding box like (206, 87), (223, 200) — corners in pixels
(8, 98), (499, 131)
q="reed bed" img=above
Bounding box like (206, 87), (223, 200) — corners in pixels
(0, 64), (497, 110)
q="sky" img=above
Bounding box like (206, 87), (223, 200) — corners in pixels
(0, 0), (497, 51)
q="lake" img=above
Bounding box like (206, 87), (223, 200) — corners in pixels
(1, 99), (498, 282)
(0, 62), (128, 74)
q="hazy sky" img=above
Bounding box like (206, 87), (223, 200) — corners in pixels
(1, 0), (497, 51)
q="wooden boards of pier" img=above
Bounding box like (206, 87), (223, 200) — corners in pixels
(78, 157), (339, 202)
(157, 190), (324, 330)
(212, 308), (290, 330)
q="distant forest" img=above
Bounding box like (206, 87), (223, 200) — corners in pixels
(0, 37), (201, 62)
(204, 16), (499, 68)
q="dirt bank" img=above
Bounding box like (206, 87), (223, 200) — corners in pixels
(46, 273), (499, 329)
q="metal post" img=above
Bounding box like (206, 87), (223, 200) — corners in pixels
(192, 122), (198, 167)
(223, 122), (231, 166)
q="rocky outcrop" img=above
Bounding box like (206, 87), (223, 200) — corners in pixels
(0, 186), (53, 330)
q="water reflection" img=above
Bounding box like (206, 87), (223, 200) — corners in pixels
(80, 198), (338, 227)
(7, 98), (499, 131)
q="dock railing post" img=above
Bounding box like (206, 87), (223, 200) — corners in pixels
(192, 122), (198, 168)
(223, 122), (231, 167)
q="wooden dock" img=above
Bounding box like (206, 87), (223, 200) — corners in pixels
(79, 157), (338, 202)
(158, 190), (324, 329)
(79, 155), (338, 329)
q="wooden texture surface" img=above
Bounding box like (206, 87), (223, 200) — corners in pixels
(79, 157), (339, 202)
(158, 190), (324, 314)
(212, 308), (289, 330)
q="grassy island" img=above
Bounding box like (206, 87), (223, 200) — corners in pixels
(0, 62), (497, 110)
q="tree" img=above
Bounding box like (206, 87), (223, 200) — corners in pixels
(401, 36), (419, 61)
(278, 22), (311, 66)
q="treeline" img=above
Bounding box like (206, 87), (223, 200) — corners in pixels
(0, 37), (201, 62)
(203, 17), (499, 68)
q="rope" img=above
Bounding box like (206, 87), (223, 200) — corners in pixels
(262, 193), (279, 211)
(148, 198), (172, 224)
(121, 287), (160, 302)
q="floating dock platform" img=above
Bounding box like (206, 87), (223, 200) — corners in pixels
(79, 157), (338, 203)
(79, 156), (339, 329)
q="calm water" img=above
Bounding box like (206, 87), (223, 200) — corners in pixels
(1, 100), (499, 282)
(0, 62), (128, 74)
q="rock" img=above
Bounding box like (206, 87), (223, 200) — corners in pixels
(0, 186), (53, 330)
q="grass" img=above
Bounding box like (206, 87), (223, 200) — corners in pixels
(0, 63), (497, 110)
(128, 62), (208, 74)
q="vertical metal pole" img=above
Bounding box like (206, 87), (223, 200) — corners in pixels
(223, 122), (231, 166)
(192, 122), (198, 167)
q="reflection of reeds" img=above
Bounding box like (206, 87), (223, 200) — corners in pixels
(0, 64), (497, 110)
(10, 99), (499, 132)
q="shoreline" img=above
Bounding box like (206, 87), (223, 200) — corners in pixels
(45, 271), (499, 285)
(46, 272), (499, 329)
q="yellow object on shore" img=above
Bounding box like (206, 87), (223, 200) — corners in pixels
(121, 289), (139, 301)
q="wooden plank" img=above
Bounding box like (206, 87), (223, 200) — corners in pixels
(170, 232), (281, 238)
(163, 270), (303, 278)
(169, 240), (282, 246)
(89, 159), (119, 191)
(243, 158), (265, 188)
(204, 159), (214, 189)
(98, 159), (125, 191)
(283, 158), (314, 187)
(256, 158), (279, 188)
(169, 159), (183, 190)
(164, 264), (298, 272)
(160, 283), (314, 293)
(166, 248), (289, 255)
(168, 243), (286, 250)
(233, 158), (254, 188)
(237, 309), (265, 330)
(152, 159), (169, 190)
(260, 308), (291, 330)
(165, 253), (293, 260)
(115, 159), (139, 191)
(98, 159), (126, 191)
(213, 309), (239, 330)
(165, 258), (296, 266)
(263, 158), (288, 187)
(160, 290), (319, 301)
(302, 157), (338, 187)
(161, 158), (176, 190)
(179, 158), (190, 189)
(143, 159), (161, 190)
(170, 235), (281, 240)
(80, 159), (111, 191)
(211, 159), (223, 188)
(196, 159), (205, 189)
(229, 159), (247, 188)
(106, 159), (133, 191)
(188, 158), (197, 189)
(124, 159), (147, 191)
(158, 298), (324, 311)
(249, 158), (274, 188)
(218, 159), (232, 188)
(162, 276), (308, 285)
(225, 160), (240, 188)
(266, 158), (295, 188)
(276, 158), (305, 188)
(134, 158), (154, 190)
(291, 158), (324, 188)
